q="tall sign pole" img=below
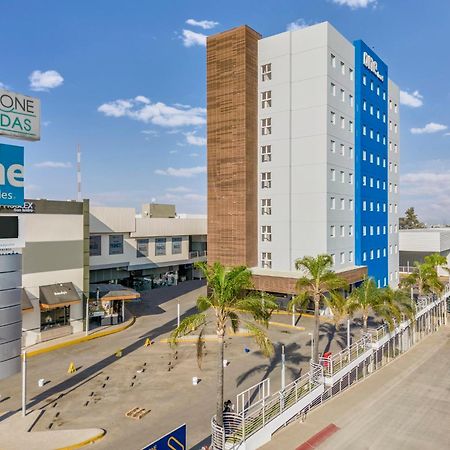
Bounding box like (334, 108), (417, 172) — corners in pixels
(0, 89), (40, 421)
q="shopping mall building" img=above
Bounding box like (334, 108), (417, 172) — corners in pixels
(0, 200), (206, 352)
(207, 22), (400, 294)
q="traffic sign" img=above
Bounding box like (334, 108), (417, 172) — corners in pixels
(142, 424), (186, 450)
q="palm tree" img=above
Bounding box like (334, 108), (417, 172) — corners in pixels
(380, 287), (416, 324)
(401, 261), (443, 296)
(170, 262), (277, 428)
(347, 278), (386, 332)
(288, 255), (348, 364)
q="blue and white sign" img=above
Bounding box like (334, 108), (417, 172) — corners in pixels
(0, 144), (24, 206)
(142, 424), (187, 450)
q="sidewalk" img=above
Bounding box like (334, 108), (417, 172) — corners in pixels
(26, 316), (136, 358)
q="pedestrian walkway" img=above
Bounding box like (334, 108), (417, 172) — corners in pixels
(261, 324), (450, 450)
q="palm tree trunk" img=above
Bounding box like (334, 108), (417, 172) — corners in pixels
(216, 333), (225, 427)
(363, 314), (368, 333)
(313, 295), (320, 363)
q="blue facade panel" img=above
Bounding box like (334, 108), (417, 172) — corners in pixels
(354, 40), (388, 287)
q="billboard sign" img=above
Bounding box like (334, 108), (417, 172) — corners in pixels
(0, 89), (40, 141)
(142, 424), (187, 450)
(0, 144), (24, 206)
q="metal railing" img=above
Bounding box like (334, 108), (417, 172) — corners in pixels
(211, 291), (448, 450)
(318, 334), (372, 378)
(399, 265), (417, 274)
(211, 364), (323, 448)
(189, 250), (207, 259)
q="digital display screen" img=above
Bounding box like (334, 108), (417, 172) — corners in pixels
(0, 216), (19, 239)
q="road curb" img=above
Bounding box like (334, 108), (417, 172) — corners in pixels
(269, 321), (305, 331)
(27, 317), (136, 358)
(55, 429), (106, 450)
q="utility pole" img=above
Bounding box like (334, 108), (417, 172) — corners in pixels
(77, 144), (81, 202)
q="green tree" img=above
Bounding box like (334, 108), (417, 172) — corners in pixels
(380, 287), (416, 324)
(170, 262), (276, 427)
(401, 261), (444, 296)
(288, 255), (348, 363)
(424, 253), (447, 269)
(399, 207), (426, 229)
(347, 278), (392, 332)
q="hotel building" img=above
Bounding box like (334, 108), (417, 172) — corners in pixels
(207, 22), (400, 294)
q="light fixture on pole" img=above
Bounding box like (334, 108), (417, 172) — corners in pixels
(281, 345), (286, 391)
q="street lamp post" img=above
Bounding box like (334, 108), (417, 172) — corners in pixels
(281, 345), (286, 391)
(21, 350), (27, 417)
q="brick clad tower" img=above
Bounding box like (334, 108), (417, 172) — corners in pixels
(207, 25), (261, 267)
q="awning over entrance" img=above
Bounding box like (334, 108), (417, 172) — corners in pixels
(39, 282), (82, 310)
(21, 289), (35, 312)
(89, 284), (140, 302)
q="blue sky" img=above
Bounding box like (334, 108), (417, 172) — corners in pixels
(1, 0), (449, 222)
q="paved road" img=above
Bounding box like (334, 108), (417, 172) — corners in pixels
(262, 324), (450, 450)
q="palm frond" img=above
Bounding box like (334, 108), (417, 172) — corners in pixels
(288, 291), (310, 312)
(228, 311), (240, 333)
(169, 312), (207, 346)
(234, 295), (277, 325)
(244, 321), (274, 357)
(197, 295), (212, 312)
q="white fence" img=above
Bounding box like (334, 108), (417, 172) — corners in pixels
(211, 290), (449, 450)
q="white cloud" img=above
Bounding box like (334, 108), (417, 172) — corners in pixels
(0, 81), (8, 90)
(135, 95), (150, 104)
(190, 152), (199, 157)
(166, 186), (191, 193)
(445, 133), (450, 136)
(169, 150), (178, 154)
(141, 129), (159, 136)
(42, 121), (51, 127)
(332, 0), (377, 8)
(410, 122), (447, 134)
(98, 97), (206, 127)
(181, 29), (207, 47)
(29, 70), (64, 91)
(34, 161), (72, 169)
(155, 166), (206, 177)
(400, 90), (423, 108)
(185, 131), (206, 146)
(286, 19), (309, 31)
(186, 19), (218, 30)
(184, 193), (206, 202)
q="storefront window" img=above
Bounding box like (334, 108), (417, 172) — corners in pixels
(109, 235), (124, 255)
(155, 238), (166, 256)
(172, 237), (182, 254)
(137, 239), (149, 258)
(41, 306), (70, 330)
(90, 235), (102, 256)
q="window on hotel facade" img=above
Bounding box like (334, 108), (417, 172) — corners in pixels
(172, 237), (182, 255)
(155, 237), (167, 256)
(261, 252), (272, 269)
(363, 251), (367, 262)
(90, 235), (101, 256)
(349, 68), (354, 80)
(349, 250), (353, 262)
(340, 144), (345, 156)
(330, 197), (336, 210)
(261, 118), (272, 135)
(340, 116), (345, 129)
(340, 198), (345, 210)
(340, 252), (345, 264)
(261, 90), (272, 108)
(349, 147), (354, 159)
(330, 168), (336, 181)
(341, 89), (345, 102)
(340, 171), (345, 183)
(261, 225), (272, 242)
(331, 82), (336, 96)
(349, 94), (354, 107)
(261, 63), (272, 81)
(363, 75), (367, 85)
(341, 61), (345, 75)
(349, 225), (353, 236)
(109, 235), (124, 255)
(261, 145), (272, 162)
(331, 53), (336, 68)
(330, 225), (336, 238)
(261, 172), (272, 189)
(330, 140), (336, 153)
(261, 198), (272, 215)
(340, 225), (345, 237)
(136, 239), (149, 258)
(331, 111), (336, 125)
(349, 121), (353, 133)
(349, 173), (353, 184)
(363, 226), (367, 236)
(331, 253), (336, 265)
(349, 199), (353, 210)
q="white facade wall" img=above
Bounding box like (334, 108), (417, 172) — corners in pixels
(257, 22), (356, 271)
(388, 80), (400, 287)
